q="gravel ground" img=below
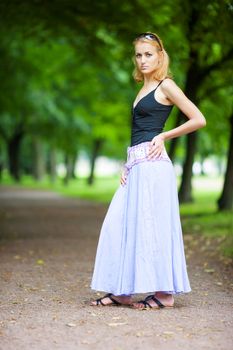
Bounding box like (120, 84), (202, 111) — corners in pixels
(0, 186), (232, 350)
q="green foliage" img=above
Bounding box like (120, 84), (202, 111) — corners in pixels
(0, 0), (232, 181)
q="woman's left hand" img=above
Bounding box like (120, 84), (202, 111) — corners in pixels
(148, 133), (166, 159)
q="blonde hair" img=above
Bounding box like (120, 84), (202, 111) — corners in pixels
(132, 32), (173, 82)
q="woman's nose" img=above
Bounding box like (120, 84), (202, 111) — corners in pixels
(141, 56), (146, 63)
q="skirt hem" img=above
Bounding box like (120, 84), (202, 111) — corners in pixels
(90, 285), (192, 296)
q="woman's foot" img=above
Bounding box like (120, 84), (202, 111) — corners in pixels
(132, 292), (174, 309)
(90, 293), (133, 306)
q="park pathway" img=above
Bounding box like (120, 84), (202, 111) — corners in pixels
(0, 186), (232, 350)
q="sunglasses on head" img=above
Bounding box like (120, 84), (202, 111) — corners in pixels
(135, 32), (163, 50)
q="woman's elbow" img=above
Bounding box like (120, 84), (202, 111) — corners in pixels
(197, 115), (207, 128)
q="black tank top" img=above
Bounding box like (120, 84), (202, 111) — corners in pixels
(131, 80), (173, 146)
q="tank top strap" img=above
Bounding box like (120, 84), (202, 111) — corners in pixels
(154, 80), (164, 91)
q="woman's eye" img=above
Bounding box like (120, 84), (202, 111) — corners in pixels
(135, 54), (141, 58)
(146, 53), (152, 57)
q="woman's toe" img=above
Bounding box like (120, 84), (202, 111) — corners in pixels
(131, 302), (145, 309)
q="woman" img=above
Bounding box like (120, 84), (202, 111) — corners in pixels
(90, 32), (206, 309)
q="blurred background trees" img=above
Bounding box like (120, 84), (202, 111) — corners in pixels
(0, 0), (232, 210)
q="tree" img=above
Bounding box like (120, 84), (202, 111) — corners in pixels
(0, 0), (232, 192)
(0, 37), (36, 180)
(170, 0), (233, 202)
(218, 111), (233, 210)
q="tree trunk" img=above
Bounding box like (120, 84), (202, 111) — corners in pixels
(47, 148), (57, 183)
(178, 131), (198, 202)
(71, 153), (77, 179)
(200, 155), (205, 176)
(87, 138), (103, 185)
(168, 113), (183, 161)
(0, 162), (3, 181)
(178, 54), (201, 203)
(218, 114), (233, 210)
(63, 153), (73, 186)
(32, 137), (45, 181)
(0, 144), (3, 181)
(7, 131), (24, 181)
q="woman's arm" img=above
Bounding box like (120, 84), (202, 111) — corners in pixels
(148, 78), (206, 159)
(160, 78), (206, 141)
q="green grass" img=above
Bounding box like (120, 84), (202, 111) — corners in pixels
(180, 193), (233, 258)
(1, 173), (120, 203)
(1, 172), (232, 258)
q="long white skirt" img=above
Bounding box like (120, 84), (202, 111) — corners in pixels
(90, 141), (191, 296)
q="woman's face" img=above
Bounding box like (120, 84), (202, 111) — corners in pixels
(134, 41), (160, 75)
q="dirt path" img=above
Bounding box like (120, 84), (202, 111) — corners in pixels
(0, 186), (232, 350)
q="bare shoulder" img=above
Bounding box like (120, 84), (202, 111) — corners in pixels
(160, 77), (187, 104)
(159, 78), (206, 127)
(161, 77), (182, 92)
